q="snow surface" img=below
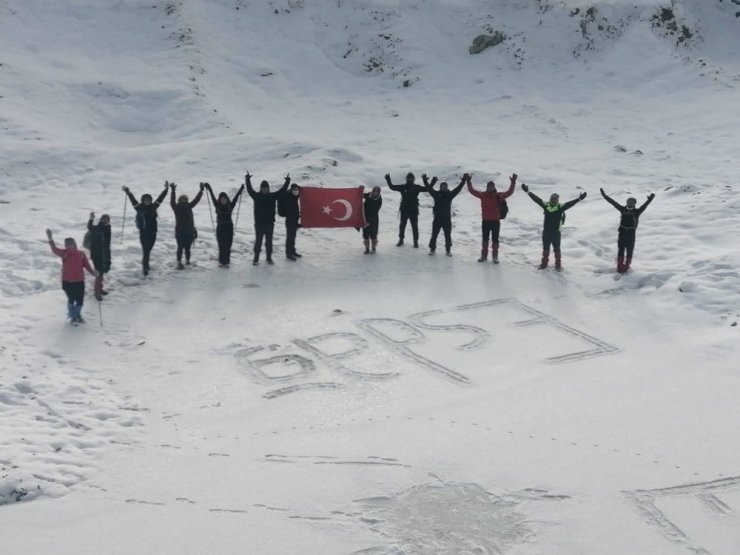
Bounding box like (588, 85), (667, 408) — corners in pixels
(1, 0), (739, 553)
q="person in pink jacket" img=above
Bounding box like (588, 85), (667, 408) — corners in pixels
(47, 229), (97, 324)
(466, 173), (517, 263)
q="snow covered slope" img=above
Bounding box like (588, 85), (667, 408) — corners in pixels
(1, 1), (739, 554)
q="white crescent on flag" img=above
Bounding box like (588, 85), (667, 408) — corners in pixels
(331, 199), (353, 222)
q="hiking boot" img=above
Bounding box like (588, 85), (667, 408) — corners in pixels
(252, 260), (259, 266)
(100, 289), (109, 295)
(396, 238), (404, 247)
(286, 255), (297, 261)
(492, 256), (499, 264)
(429, 249), (435, 256)
(177, 262), (185, 270)
(446, 249), (452, 257)
(94, 293), (103, 302)
(293, 252), (302, 258)
(413, 241), (419, 248)
(266, 258), (274, 265)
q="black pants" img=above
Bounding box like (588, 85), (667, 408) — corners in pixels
(62, 281), (85, 307)
(429, 218), (452, 250)
(618, 228), (636, 259)
(217, 223), (234, 265)
(176, 230), (195, 262)
(399, 210), (419, 243)
(542, 230), (561, 253)
(481, 220), (501, 243)
(254, 222), (274, 260)
(139, 232), (157, 271)
(285, 223), (298, 256)
(363, 218), (379, 240)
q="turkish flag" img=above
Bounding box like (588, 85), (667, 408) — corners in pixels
(299, 187), (366, 228)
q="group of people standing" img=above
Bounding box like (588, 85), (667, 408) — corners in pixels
(46, 170), (655, 324)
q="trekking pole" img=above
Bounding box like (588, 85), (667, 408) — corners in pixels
(98, 301), (103, 327)
(234, 188), (243, 228)
(121, 193), (128, 244)
(205, 187), (215, 234)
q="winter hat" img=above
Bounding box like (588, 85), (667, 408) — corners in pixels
(141, 193), (153, 203)
(178, 194), (189, 203)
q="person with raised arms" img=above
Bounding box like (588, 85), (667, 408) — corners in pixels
(246, 172), (290, 266)
(466, 172), (517, 263)
(46, 229), (98, 324)
(520, 183), (586, 271)
(278, 182), (302, 261)
(422, 174), (465, 256)
(205, 181), (244, 268)
(600, 188), (655, 273)
(122, 182), (169, 276)
(384, 172), (427, 248)
(170, 181), (204, 270)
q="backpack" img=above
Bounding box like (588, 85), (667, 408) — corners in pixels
(277, 194), (288, 218)
(135, 210), (146, 231)
(82, 230), (92, 250)
(499, 198), (509, 219)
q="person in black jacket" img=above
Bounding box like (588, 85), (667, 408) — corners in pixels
(422, 174), (465, 256)
(246, 173), (290, 265)
(362, 186), (382, 254)
(205, 182), (244, 268)
(86, 212), (111, 300)
(521, 183), (587, 271)
(280, 183), (302, 261)
(122, 182), (169, 276)
(385, 172), (426, 247)
(600, 188), (655, 273)
(170, 182), (204, 270)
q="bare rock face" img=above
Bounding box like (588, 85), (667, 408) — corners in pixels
(469, 31), (507, 55)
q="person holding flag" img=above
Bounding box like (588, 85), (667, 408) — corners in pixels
(246, 173), (290, 265)
(279, 183), (302, 261)
(362, 186), (382, 254)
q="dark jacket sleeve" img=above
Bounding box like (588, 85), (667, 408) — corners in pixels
(387, 181), (403, 192)
(189, 189), (204, 208)
(246, 180), (257, 199)
(154, 187), (168, 208)
(170, 188), (177, 210)
(561, 197), (581, 212)
(87, 219), (94, 231)
(125, 190), (139, 207)
(231, 185), (244, 210)
(207, 187), (219, 207)
(527, 192), (546, 209)
(601, 190), (623, 212)
(637, 195), (654, 215)
(450, 179), (465, 198)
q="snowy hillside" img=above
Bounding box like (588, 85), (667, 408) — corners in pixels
(1, 1), (740, 554)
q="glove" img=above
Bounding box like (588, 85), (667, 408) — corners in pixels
(421, 173), (427, 180)
(579, 192), (587, 200)
(164, 180), (170, 189)
(384, 173), (391, 183)
(45, 229), (53, 240)
(510, 173), (518, 183)
(284, 174), (291, 185)
(121, 186), (129, 192)
(521, 183), (529, 193)
(199, 183), (205, 191)
(599, 188), (605, 196)
(648, 193), (655, 200)
(89, 212), (95, 220)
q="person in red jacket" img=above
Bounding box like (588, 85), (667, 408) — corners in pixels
(466, 172), (517, 263)
(46, 229), (97, 324)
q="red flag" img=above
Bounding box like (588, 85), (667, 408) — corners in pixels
(299, 187), (366, 228)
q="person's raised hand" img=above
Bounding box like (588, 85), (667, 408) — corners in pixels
(521, 183), (529, 193)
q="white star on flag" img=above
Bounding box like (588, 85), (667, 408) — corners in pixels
(322, 205), (332, 215)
